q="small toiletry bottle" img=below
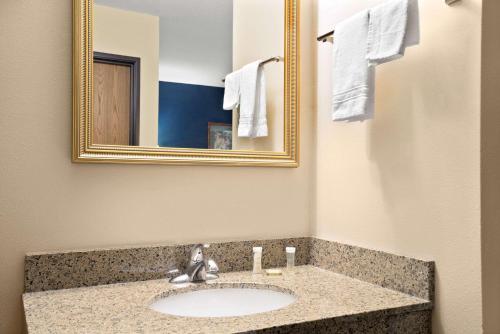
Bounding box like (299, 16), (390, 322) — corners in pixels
(253, 247), (263, 274)
(286, 247), (296, 269)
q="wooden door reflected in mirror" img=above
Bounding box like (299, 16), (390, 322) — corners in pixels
(93, 52), (140, 146)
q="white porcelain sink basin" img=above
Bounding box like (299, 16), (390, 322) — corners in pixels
(150, 286), (296, 318)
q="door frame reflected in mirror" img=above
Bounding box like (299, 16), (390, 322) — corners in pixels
(93, 52), (141, 146)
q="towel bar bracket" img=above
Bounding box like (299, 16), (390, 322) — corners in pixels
(317, 30), (334, 43)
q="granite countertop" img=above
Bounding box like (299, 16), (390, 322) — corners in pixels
(23, 266), (431, 334)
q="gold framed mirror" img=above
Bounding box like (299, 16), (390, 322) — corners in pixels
(73, 0), (299, 167)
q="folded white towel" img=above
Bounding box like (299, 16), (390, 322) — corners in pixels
(332, 10), (375, 122)
(332, 0), (420, 122)
(223, 61), (268, 138)
(367, 0), (420, 65)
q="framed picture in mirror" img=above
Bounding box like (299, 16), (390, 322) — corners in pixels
(208, 123), (232, 150)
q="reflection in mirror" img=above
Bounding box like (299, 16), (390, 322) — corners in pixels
(93, 0), (285, 152)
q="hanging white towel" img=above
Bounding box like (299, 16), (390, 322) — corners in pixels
(252, 65), (268, 137)
(332, 10), (375, 122)
(367, 0), (420, 65)
(223, 61), (268, 138)
(223, 70), (241, 111)
(332, 0), (420, 122)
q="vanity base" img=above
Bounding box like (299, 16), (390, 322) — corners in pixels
(249, 310), (431, 334)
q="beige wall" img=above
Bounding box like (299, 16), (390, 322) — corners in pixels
(313, 0), (483, 333)
(232, 0), (285, 152)
(2, 0), (498, 333)
(0, 0), (315, 332)
(94, 5), (159, 147)
(481, 1), (500, 333)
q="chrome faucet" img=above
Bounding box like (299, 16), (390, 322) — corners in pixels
(169, 244), (219, 284)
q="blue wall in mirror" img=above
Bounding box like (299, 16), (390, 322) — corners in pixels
(158, 82), (233, 149)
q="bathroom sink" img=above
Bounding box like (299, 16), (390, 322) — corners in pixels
(150, 286), (296, 317)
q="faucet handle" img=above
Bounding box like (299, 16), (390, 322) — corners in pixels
(207, 258), (219, 274)
(205, 258), (219, 281)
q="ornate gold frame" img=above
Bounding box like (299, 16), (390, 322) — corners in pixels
(73, 0), (299, 167)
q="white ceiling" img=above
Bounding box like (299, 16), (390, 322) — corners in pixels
(94, 0), (232, 22)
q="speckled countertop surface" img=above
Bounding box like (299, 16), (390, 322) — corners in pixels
(23, 266), (431, 334)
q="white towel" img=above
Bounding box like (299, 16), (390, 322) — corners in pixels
(332, 10), (375, 122)
(253, 67), (268, 138)
(223, 70), (241, 111)
(367, 0), (420, 65)
(223, 61), (268, 138)
(332, 0), (420, 122)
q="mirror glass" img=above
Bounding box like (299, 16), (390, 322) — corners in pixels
(92, 0), (285, 152)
